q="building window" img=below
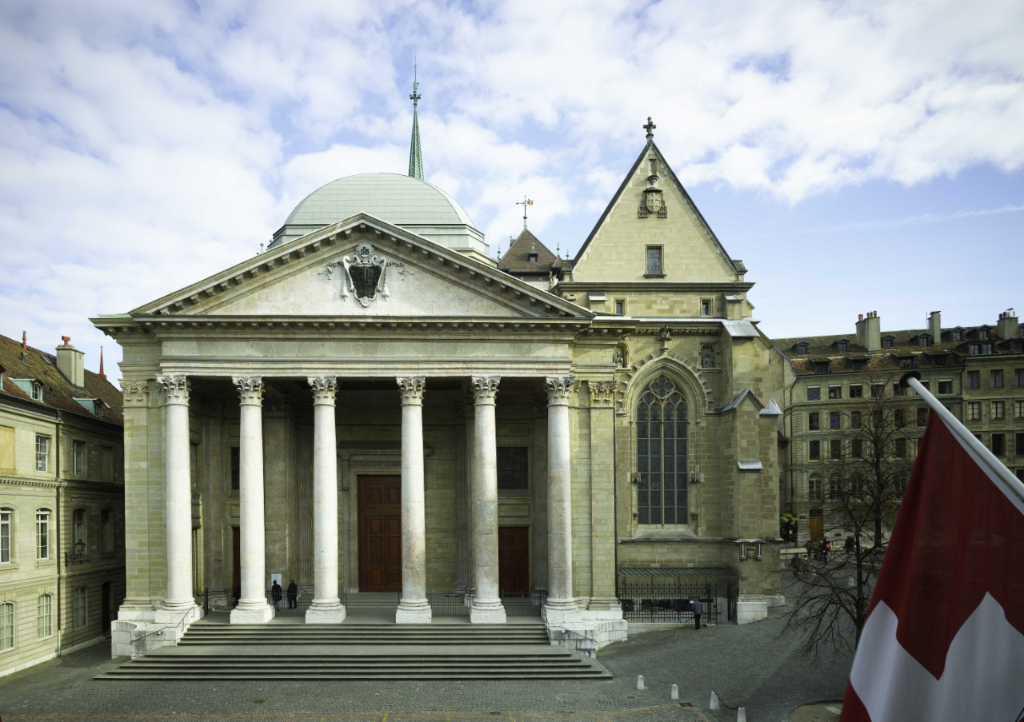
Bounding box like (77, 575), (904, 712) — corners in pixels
(952, 330), (962, 341)
(918, 336), (930, 348)
(37, 595), (52, 639)
(1015, 368), (1024, 387)
(0, 602), (12, 651)
(36, 511), (49, 559)
(829, 475), (842, 500)
(1017, 401), (1024, 420)
(992, 434), (1005, 457)
(73, 587), (87, 628)
(850, 359), (866, 371)
(895, 438), (907, 458)
(871, 384), (885, 398)
(917, 408), (928, 426)
(918, 380), (930, 393)
(893, 383), (906, 396)
(882, 337), (894, 349)
(615, 300), (625, 316)
(872, 410), (884, 427)
(933, 355), (948, 367)
(828, 386), (842, 400)
(808, 473), (822, 501)
(851, 411), (862, 429)
(808, 412), (820, 431)
(497, 447), (529, 490)
(967, 371), (980, 389)
(73, 509), (87, 552)
(898, 357), (914, 370)
(0, 509), (10, 564)
(813, 362), (830, 374)
(991, 370), (1004, 388)
(829, 412), (840, 430)
(895, 409), (906, 428)
(939, 379), (952, 394)
(982, 343), (994, 355)
(852, 439), (863, 458)
(807, 387), (820, 401)
(992, 401), (1005, 420)
(230, 447), (240, 491)
(795, 343), (809, 355)
(636, 376), (688, 525)
(101, 510), (114, 555)
(967, 402), (981, 422)
(830, 510), (845, 528)
(35, 435), (50, 473)
(1016, 433), (1024, 456)
(700, 298), (712, 316)
(72, 440), (86, 476)
(849, 384), (863, 398)
(830, 439), (842, 459)
(31, 382), (43, 401)
(645, 246), (663, 275)
(809, 440), (821, 461)
(836, 340), (849, 353)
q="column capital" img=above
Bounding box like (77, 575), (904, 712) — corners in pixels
(545, 376), (576, 406)
(471, 376), (501, 405)
(157, 375), (190, 406)
(397, 376), (426, 405)
(589, 381), (616, 408)
(232, 376), (264, 406)
(307, 376), (338, 406)
(120, 379), (152, 407)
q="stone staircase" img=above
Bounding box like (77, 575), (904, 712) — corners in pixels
(95, 622), (611, 680)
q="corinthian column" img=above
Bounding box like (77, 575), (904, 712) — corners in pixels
(306, 376), (345, 623)
(156, 374), (198, 616)
(543, 375), (582, 625)
(230, 376), (274, 624)
(469, 376), (506, 623)
(396, 377), (431, 624)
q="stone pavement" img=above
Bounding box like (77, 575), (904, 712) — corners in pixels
(0, 604), (851, 722)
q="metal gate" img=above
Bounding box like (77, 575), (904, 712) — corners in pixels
(617, 578), (718, 624)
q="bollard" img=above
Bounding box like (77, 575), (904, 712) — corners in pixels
(637, 675), (645, 690)
(736, 707), (746, 722)
(709, 691), (720, 710)
(671, 684), (679, 700)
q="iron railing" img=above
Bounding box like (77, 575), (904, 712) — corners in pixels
(618, 579), (718, 624)
(423, 589), (546, 617)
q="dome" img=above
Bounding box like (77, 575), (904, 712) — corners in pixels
(270, 173), (489, 263)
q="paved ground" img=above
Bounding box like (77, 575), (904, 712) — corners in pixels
(0, 597), (852, 722)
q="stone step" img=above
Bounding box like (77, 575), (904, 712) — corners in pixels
(181, 623), (549, 646)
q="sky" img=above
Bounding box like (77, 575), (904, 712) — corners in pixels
(1, 0), (1022, 382)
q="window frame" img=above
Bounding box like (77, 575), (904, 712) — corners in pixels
(614, 300), (625, 316)
(807, 386), (821, 401)
(35, 435), (51, 473)
(0, 508), (10, 564)
(828, 385), (842, 400)
(967, 370), (980, 389)
(849, 384), (863, 398)
(807, 473), (822, 501)
(73, 439), (86, 477)
(809, 440), (821, 461)
(37, 594), (52, 639)
(967, 402), (981, 422)
(36, 510), (50, 560)
(644, 246), (664, 276)
(808, 412), (820, 431)
(700, 298), (712, 317)
(938, 379), (953, 395)
(992, 433), (1005, 457)
(73, 587), (87, 629)
(634, 375), (689, 526)
(991, 369), (1004, 388)
(992, 401), (1005, 421)
(0, 601), (13, 652)
(496, 447), (529, 492)
(829, 411), (840, 430)
(73, 508), (87, 554)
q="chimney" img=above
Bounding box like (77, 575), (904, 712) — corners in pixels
(997, 309), (1018, 340)
(56, 336), (85, 388)
(855, 311), (881, 352)
(99, 346), (106, 380)
(929, 311), (941, 345)
(22, 331), (27, 352)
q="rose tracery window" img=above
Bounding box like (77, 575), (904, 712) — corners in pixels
(636, 376), (689, 525)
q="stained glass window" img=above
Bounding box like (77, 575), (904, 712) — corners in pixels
(636, 376), (688, 525)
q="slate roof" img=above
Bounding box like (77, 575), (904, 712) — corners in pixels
(498, 229), (562, 274)
(0, 332), (123, 425)
(773, 322), (1024, 376)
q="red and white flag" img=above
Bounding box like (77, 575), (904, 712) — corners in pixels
(842, 395), (1024, 722)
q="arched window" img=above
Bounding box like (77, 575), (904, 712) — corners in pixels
(37, 594), (52, 638)
(73, 587), (87, 628)
(808, 473), (822, 501)
(636, 375), (688, 525)
(0, 602), (13, 651)
(0, 508), (11, 564)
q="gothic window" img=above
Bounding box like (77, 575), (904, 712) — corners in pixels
(636, 376), (688, 525)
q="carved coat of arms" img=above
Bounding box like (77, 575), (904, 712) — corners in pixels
(328, 242), (390, 307)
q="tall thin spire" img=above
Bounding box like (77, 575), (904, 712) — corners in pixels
(408, 59), (424, 181)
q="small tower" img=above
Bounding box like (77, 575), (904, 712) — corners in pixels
(408, 61), (424, 181)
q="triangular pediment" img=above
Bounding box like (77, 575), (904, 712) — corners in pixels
(571, 140), (741, 283)
(131, 215), (590, 320)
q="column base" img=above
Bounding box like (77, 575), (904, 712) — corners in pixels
(207, 589), (231, 609)
(542, 598), (582, 625)
(587, 596), (622, 612)
(230, 602), (275, 624)
(470, 599), (507, 624)
(305, 601), (347, 624)
(396, 599), (432, 624)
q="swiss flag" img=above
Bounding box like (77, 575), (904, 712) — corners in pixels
(842, 396), (1024, 722)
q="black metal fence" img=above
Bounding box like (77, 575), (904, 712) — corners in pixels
(423, 589), (545, 617)
(618, 579), (718, 624)
(427, 589), (470, 617)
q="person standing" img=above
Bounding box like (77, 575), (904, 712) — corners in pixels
(287, 579), (298, 609)
(692, 598), (703, 630)
(271, 580), (283, 612)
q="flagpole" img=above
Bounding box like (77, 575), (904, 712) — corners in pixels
(900, 371), (1024, 503)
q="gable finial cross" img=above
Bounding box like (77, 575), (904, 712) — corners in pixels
(516, 196), (534, 230)
(644, 116), (656, 141)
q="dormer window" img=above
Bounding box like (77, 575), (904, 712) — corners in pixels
(982, 343), (994, 355)
(835, 340), (849, 353)
(952, 330), (962, 341)
(918, 335), (931, 348)
(1013, 341), (1023, 353)
(795, 342), (809, 355)
(813, 361), (830, 374)
(932, 355), (948, 367)
(31, 382), (43, 401)
(528, 252), (538, 263)
(898, 357), (915, 369)
(882, 336), (894, 349)
(851, 359), (866, 371)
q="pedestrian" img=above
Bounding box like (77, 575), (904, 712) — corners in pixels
(271, 580), (282, 611)
(804, 538), (813, 558)
(790, 553), (801, 573)
(287, 579), (298, 609)
(788, 527), (794, 545)
(822, 539), (831, 563)
(844, 535), (855, 553)
(692, 598), (703, 630)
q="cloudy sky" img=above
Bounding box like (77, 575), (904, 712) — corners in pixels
(2, 0), (1022, 380)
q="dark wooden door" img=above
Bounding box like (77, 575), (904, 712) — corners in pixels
(498, 527), (529, 596)
(232, 526), (241, 601)
(358, 476), (402, 592)
(809, 510), (824, 541)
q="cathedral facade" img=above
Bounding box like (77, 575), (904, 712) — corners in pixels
(94, 119), (785, 655)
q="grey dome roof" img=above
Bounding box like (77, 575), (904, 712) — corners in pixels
(284, 173), (476, 228)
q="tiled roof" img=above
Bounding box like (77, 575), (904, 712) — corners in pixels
(0, 332), (123, 425)
(498, 229), (562, 274)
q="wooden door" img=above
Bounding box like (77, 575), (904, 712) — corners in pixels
(498, 527), (530, 596)
(232, 526), (241, 601)
(809, 509), (824, 541)
(358, 476), (402, 592)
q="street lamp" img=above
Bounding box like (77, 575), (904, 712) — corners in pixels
(65, 539), (86, 565)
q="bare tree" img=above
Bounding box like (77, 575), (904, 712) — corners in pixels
(782, 372), (917, 655)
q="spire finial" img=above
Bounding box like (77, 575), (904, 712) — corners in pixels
(408, 57), (424, 181)
(516, 196), (533, 230)
(99, 346), (106, 380)
(644, 116), (656, 141)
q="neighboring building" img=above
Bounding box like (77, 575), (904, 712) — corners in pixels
(497, 229), (566, 290)
(774, 309), (1024, 544)
(0, 333), (125, 676)
(92, 116), (786, 657)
